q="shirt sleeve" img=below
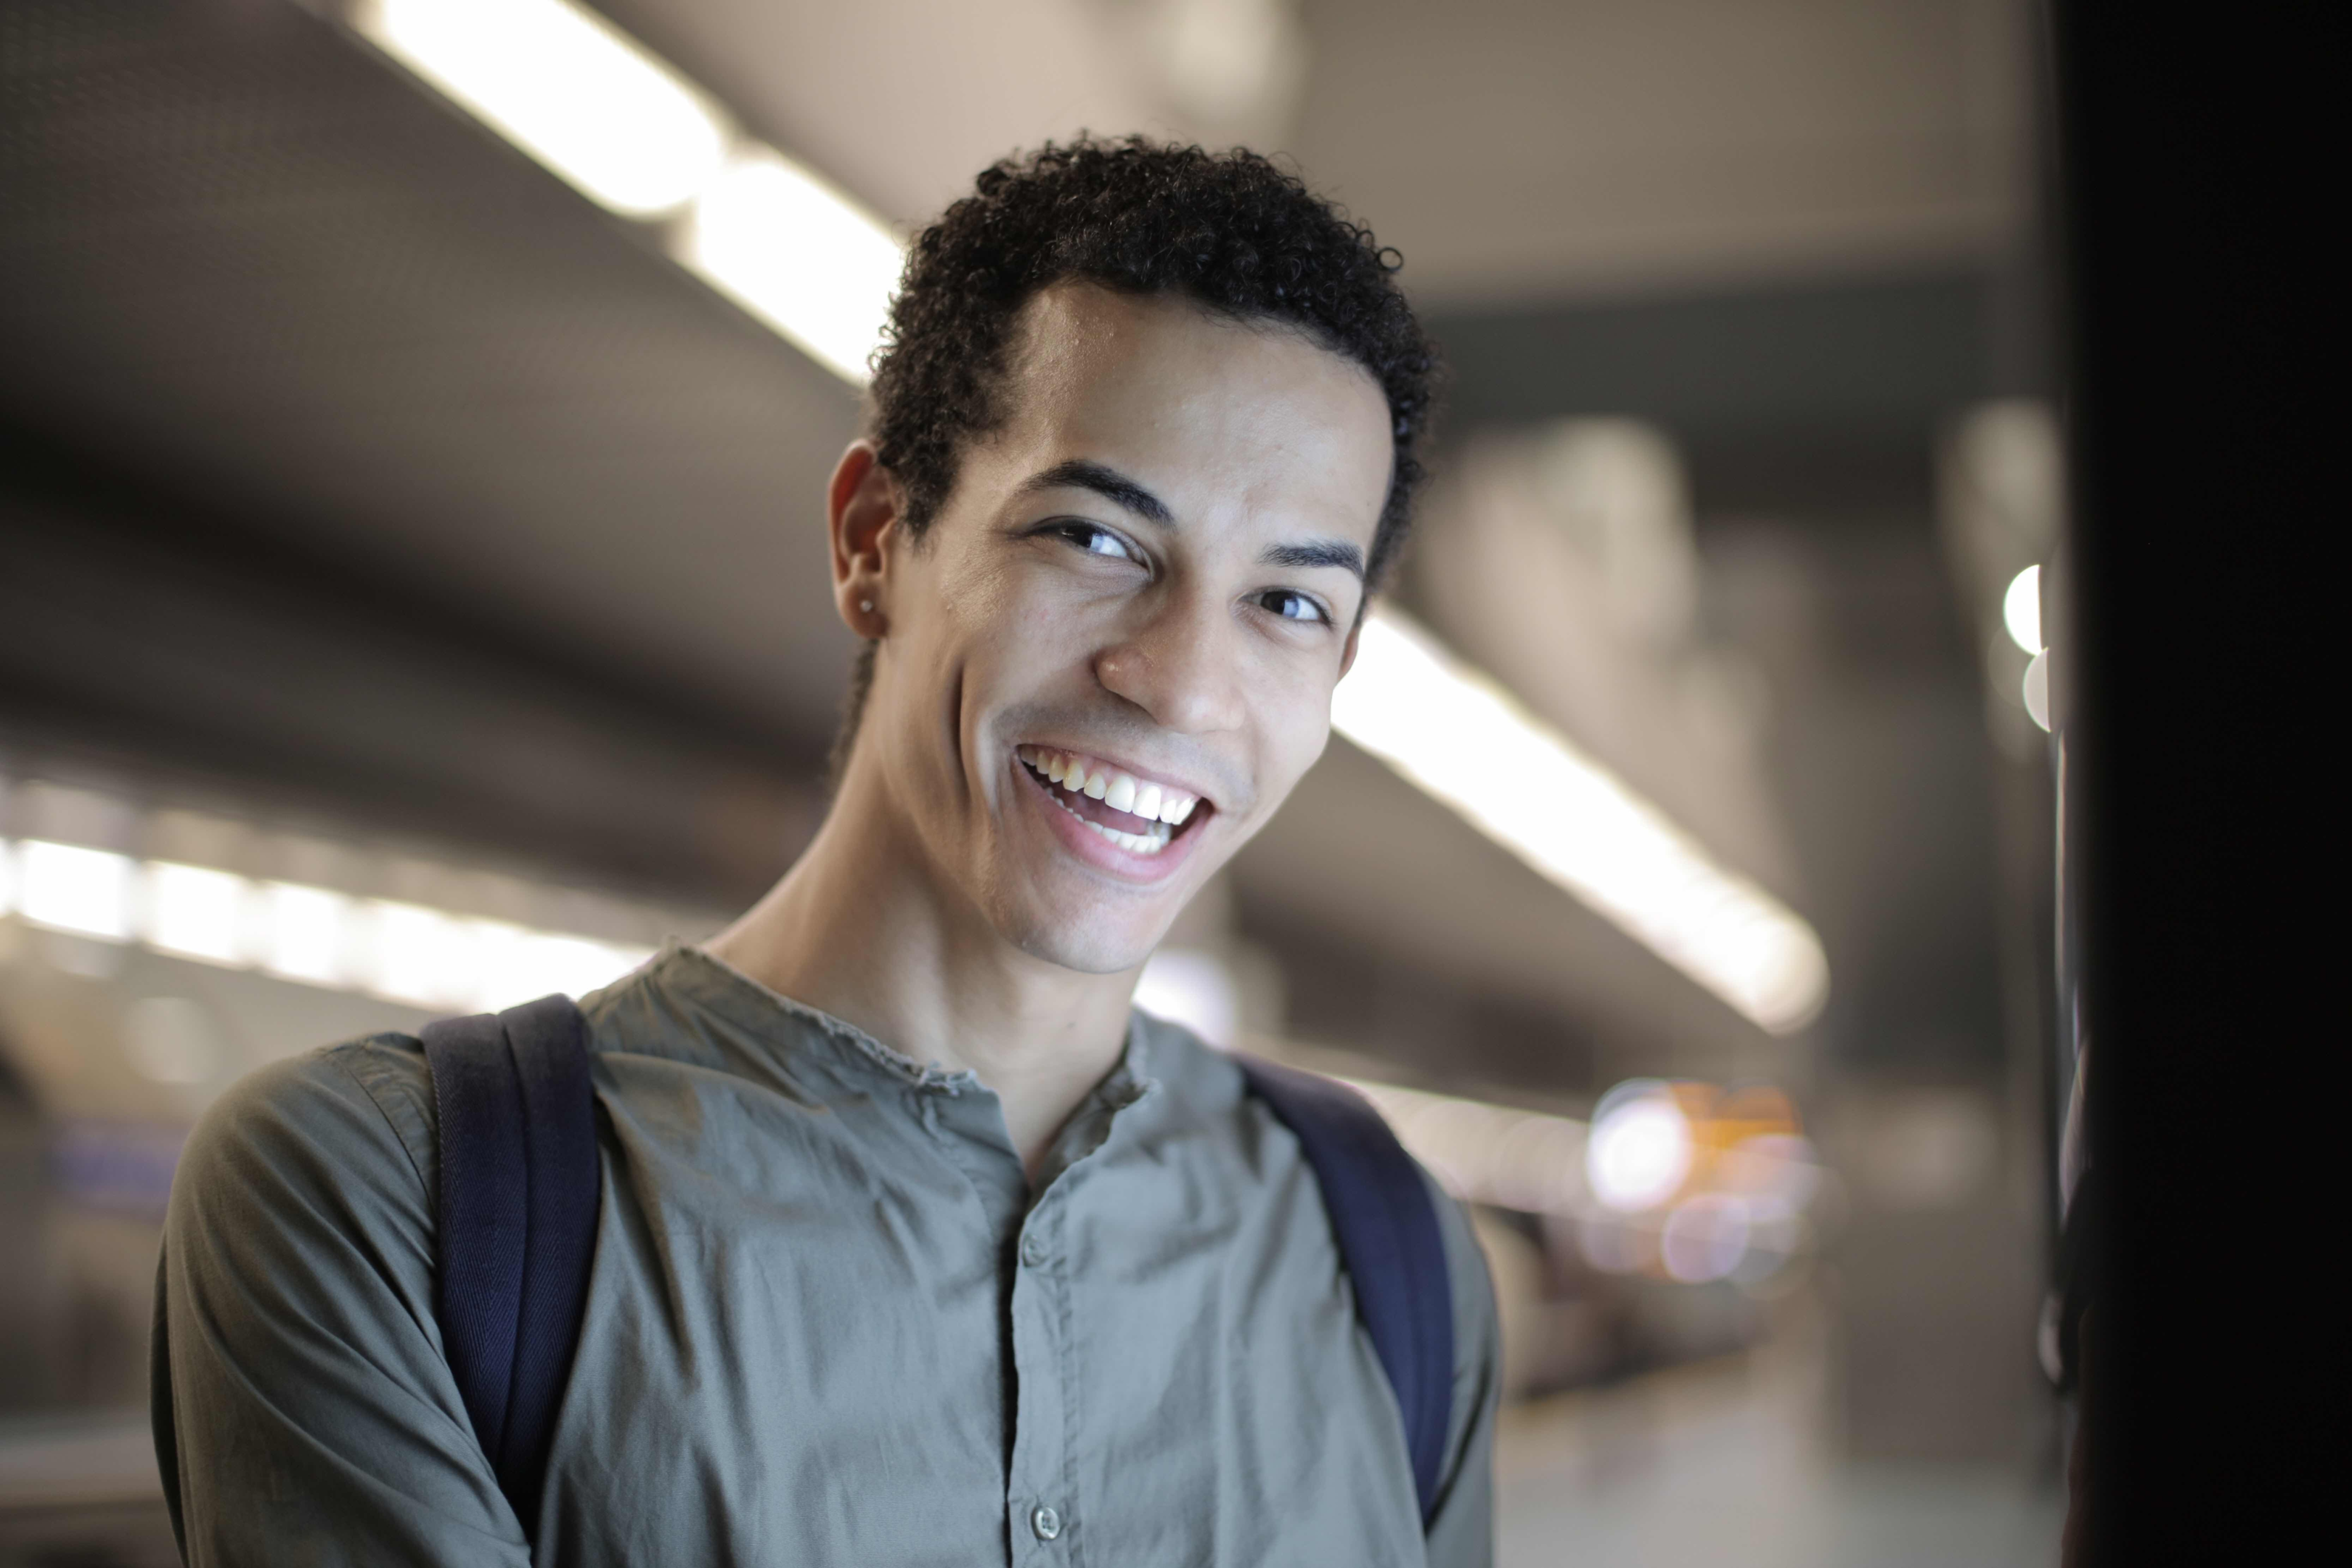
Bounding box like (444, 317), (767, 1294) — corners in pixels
(1420, 1173), (1501, 1568)
(152, 1037), (532, 1567)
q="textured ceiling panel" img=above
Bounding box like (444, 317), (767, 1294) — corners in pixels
(0, 0), (863, 742)
(1296, 0), (2029, 306)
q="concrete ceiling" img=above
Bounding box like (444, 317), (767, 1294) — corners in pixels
(1294, 0), (2032, 307)
(589, 0), (2032, 310)
(586, 0), (1183, 233)
(2, 0), (864, 743)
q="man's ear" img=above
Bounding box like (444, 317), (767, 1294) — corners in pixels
(828, 441), (897, 638)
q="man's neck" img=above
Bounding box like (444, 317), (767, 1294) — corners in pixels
(706, 775), (1136, 1180)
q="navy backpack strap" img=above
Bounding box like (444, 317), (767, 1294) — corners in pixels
(1236, 1056), (1455, 1526)
(422, 993), (601, 1537)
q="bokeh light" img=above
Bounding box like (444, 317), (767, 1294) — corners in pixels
(1586, 1079), (1695, 1212)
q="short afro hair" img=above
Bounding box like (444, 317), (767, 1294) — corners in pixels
(867, 136), (1437, 592)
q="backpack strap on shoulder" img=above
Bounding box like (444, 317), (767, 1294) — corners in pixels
(422, 993), (601, 1536)
(1236, 1055), (1455, 1526)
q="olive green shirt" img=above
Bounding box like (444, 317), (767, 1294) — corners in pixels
(153, 946), (1498, 1565)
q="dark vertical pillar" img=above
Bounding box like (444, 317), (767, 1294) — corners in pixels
(2050, 3), (2326, 1559)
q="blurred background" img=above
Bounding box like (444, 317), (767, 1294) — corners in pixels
(0, 1), (2070, 1562)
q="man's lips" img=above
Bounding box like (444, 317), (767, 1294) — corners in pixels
(1014, 744), (1213, 860)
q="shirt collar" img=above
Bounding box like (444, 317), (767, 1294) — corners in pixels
(632, 942), (1162, 1107)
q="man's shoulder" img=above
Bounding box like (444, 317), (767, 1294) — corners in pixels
(228, 1029), (433, 1137)
(1134, 1019), (1482, 1270)
(1128, 1008), (1250, 1114)
(173, 1031), (438, 1229)
(1180, 1027), (1490, 1297)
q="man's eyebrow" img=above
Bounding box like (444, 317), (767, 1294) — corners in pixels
(1261, 539), (1367, 581)
(1021, 459), (1365, 580)
(1019, 460), (1174, 527)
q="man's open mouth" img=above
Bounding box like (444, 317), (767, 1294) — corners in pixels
(1016, 744), (1206, 858)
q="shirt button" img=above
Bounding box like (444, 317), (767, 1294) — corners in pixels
(1031, 1504), (1063, 1540)
(1020, 1233), (1048, 1267)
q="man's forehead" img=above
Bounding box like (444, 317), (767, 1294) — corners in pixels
(988, 283), (1392, 529)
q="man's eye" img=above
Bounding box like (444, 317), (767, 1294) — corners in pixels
(1056, 523), (1137, 563)
(1258, 589), (1329, 625)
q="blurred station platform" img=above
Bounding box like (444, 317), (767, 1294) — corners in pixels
(1495, 1299), (2061, 1568)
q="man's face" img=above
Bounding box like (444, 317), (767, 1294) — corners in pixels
(857, 283), (1393, 973)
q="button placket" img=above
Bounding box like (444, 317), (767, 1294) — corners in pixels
(1006, 1193), (1071, 1562)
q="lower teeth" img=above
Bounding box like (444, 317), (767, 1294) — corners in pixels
(1082, 816), (1169, 854)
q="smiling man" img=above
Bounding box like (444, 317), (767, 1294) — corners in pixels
(154, 139), (1498, 1567)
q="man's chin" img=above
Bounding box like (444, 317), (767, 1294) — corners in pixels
(997, 898), (1169, 979)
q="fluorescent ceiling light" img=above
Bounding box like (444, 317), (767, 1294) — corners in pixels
(2003, 563), (2043, 654)
(258, 881), (355, 987)
(354, 0), (902, 385)
(345, 899), (650, 1013)
(489, 931), (653, 1013)
(145, 862), (250, 965)
(682, 150), (905, 384)
(356, 0), (729, 218)
(362, 899), (463, 1008)
(1334, 610), (1830, 1033)
(17, 840), (136, 942)
(1, 780), (659, 1009)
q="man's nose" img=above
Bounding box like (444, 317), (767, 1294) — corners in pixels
(1093, 592), (1248, 736)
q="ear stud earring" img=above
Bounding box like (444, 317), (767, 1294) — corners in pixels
(859, 600), (874, 613)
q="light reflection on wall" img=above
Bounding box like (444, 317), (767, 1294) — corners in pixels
(0, 776), (684, 1017)
(3, 833), (653, 1013)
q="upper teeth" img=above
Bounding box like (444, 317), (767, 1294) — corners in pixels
(1018, 746), (1199, 825)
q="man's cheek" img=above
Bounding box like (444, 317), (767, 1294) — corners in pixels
(1280, 703), (1332, 784)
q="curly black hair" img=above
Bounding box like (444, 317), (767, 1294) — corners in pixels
(832, 138), (1437, 778)
(868, 136), (1437, 589)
